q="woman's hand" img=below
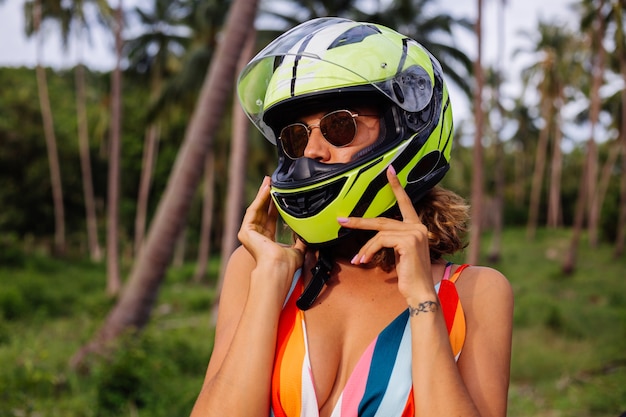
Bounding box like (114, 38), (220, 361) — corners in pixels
(337, 166), (435, 301)
(238, 176), (305, 280)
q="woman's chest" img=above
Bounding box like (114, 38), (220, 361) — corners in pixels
(301, 280), (408, 416)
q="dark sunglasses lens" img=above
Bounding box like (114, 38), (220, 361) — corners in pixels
(320, 111), (356, 147)
(280, 124), (308, 158)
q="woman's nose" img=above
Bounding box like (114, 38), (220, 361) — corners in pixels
(302, 126), (331, 161)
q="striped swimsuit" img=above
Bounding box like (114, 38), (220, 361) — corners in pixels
(270, 263), (469, 417)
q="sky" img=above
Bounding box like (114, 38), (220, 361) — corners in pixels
(0, 0), (578, 124)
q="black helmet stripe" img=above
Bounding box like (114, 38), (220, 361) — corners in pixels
(396, 38), (410, 73)
(290, 35), (316, 97)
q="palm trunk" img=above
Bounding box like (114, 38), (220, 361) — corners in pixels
(547, 97), (563, 228)
(106, 1), (123, 296)
(70, 0), (260, 369)
(467, 0), (484, 265)
(563, 141), (592, 275)
(134, 123), (160, 254)
(526, 98), (552, 240)
(75, 59), (102, 262)
(34, 0), (65, 256)
(596, 139), (620, 221)
(487, 0), (507, 263)
(616, 137), (626, 257)
(613, 0), (626, 257)
(193, 152), (216, 283)
(213, 29), (256, 312)
(587, 0), (607, 248)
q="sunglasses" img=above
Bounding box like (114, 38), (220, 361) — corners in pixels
(278, 109), (377, 159)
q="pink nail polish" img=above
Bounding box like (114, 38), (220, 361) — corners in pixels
(388, 165), (396, 175)
(351, 254), (359, 264)
(337, 217), (349, 224)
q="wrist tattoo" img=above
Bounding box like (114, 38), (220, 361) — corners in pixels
(408, 300), (440, 317)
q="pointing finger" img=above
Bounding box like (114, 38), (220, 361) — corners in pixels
(387, 165), (421, 224)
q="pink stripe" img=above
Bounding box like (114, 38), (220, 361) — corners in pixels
(340, 339), (377, 416)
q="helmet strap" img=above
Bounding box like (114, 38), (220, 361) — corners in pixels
(296, 249), (334, 310)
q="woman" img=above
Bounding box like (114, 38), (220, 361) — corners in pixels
(191, 18), (513, 417)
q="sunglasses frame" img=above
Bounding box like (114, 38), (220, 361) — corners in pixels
(278, 109), (374, 160)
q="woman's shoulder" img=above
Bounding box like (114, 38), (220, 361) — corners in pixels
(454, 264), (513, 309)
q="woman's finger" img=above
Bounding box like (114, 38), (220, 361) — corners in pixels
(338, 216), (407, 232)
(386, 165), (421, 224)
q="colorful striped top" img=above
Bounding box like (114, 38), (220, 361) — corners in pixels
(270, 263), (469, 417)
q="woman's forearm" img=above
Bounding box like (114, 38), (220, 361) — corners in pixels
(409, 306), (481, 417)
(190, 264), (292, 417)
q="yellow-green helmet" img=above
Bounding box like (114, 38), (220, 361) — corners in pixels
(237, 17), (454, 246)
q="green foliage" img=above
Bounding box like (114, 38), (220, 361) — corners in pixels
(1, 229), (625, 416)
(482, 228), (626, 416)
(0, 255), (215, 417)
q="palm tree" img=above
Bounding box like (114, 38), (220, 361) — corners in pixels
(211, 28), (256, 315)
(125, 0), (191, 255)
(517, 21), (577, 239)
(507, 98), (540, 207)
(24, 0), (66, 256)
(139, 0), (232, 273)
(486, 0), (508, 263)
(611, 0), (626, 257)
(106, 0), (123, 295)
(71, 0), (260, 369)
(466, 0), (484, 265)
(564, 0), (609, 274)
(64, 0), (111, 262)
(582, 0), (609, 248)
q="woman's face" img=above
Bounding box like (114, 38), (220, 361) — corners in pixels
(279, 107), (380, 164)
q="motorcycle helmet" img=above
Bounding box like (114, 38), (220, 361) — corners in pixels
(237, 17), (454, 246)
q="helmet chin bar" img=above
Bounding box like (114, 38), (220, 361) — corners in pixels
(274, 156), (344, 183)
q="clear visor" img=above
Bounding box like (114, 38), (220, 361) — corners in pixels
(237, 18), (435, 144)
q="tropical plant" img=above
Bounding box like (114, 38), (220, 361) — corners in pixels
(23, 0), (67, 256)
(517, 20), (581, 239)
(105, 1), (124, 295)
(124, 0), (192, 254)
(71, 0), (260, 369)
(610, 0), (626, 256)
(466, 0), (484, 264)
(59, 0), (112, 262)
(564, 0), (610, 274)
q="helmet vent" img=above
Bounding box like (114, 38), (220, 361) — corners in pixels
(273, 177), (348, 218)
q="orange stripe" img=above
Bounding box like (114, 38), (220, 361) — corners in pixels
(272, 281), (305, 417)
(448, 300), (466, 356)
(448, 263), (470, 283)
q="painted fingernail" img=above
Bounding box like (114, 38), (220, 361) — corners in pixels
(337, 217), (349, 224)
(388, 165), (396, 175)
(351, 254), (360, 264)
(360, 255), (367, 264)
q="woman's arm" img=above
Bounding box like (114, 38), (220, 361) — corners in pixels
(190, 177), (305, 417)
(407, 266), (513, 417)
(190, 247), (294, 417)
(341, 166), (513, 417)
(456, 266), (513, 417)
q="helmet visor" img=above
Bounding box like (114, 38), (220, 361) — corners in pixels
(237, 17), (437, 144)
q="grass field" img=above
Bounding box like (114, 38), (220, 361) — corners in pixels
(0, 227), (625, 416)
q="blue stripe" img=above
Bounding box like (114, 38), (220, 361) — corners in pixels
(358, 310), (410, 416)
(373, 319), (413, 416)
